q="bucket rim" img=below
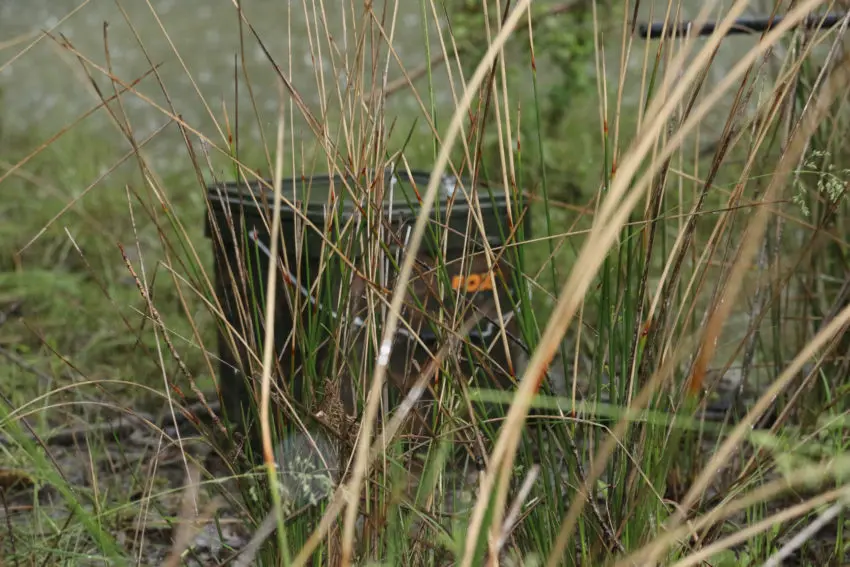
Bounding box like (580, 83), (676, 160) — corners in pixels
(204, 168), (512, 218)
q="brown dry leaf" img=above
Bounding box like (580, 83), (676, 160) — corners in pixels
(0, 468), (34, 492)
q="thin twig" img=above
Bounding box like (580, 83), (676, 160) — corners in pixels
(118, 243), (226, 437)
(495, 464), (540, 552)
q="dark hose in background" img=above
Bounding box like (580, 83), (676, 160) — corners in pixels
(637, 12), (846, 39)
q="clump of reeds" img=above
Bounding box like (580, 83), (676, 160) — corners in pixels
(2, 0), (849, 565)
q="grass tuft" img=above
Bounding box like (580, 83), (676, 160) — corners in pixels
(1, 1), (849, 565)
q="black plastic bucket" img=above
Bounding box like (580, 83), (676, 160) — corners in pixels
(204, 169), (528, 449)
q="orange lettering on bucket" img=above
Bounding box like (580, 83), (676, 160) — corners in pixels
(451, 272), (495, 292)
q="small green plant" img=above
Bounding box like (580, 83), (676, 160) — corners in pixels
(793, 149), (850, 217)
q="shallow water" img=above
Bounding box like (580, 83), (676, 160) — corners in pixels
(0, 0), (773, 174)
(0, 0), (451, 172)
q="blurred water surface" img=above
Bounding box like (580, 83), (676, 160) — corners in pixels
(0, 0), (772, 173)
